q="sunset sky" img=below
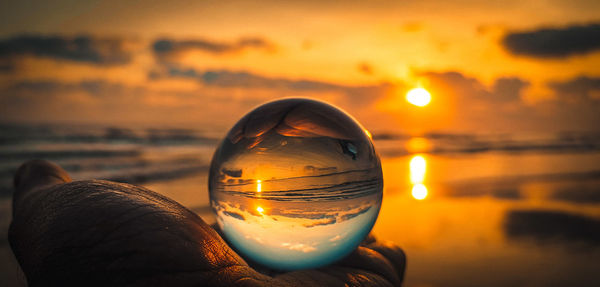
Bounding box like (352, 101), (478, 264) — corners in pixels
(1, 0), (599, 134)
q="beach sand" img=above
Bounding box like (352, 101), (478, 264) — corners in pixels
(1, 126), (599, 286)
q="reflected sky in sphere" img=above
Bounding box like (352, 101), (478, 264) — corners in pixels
(209, 98), (383, 271)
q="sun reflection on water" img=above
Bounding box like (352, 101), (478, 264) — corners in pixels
(410, 155), (426, 184)
(411, 183), (428, 200)
(409, 154), (428, 200)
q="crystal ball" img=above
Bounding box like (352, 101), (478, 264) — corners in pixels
(209, 98), (383, 271)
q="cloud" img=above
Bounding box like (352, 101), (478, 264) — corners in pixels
(2, 76), (384, 129)
(302, 218), (337, 228)
(150, 66), (390, 107)
(492, 77), (529, 102)
(223, 211), (245, 221)
(280, 242), (316, 253)
(421, 71), (486, 95)
(0, 79), (215, 125)
(412, 70), (598, 132)
(502, 23), (600, 58)
(8, 80), (132, 98)
(152, 36), (275, 60)
(0, 35), (133, 65)
(200, 70), (341, 91)
(548, 75), (600, 102)
(4, 68), (598, 133)
(420, 71), (529, 103)
(357, 62), (374, 75)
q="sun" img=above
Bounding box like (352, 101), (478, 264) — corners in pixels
(406, 88), (431, 107)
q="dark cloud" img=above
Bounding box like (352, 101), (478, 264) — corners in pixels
(9, 79), (128, 96)
(392, 70), (600, 132)
(504, 209), (600, 246)
(200, 70), (341, 90)
(0, 35), (132, 65)
(357, 62), (374, 75)
(10, 80), (63, 92)
(421, 71), (486, 95)
(420, 71), (528, 103)
(502, 23), (600, 58)
(339, 206), (371, 221)
(150, 66), (390, 106)
(492, 77), (529, 102)
(223, 211), (245, 221)
(1, 80), (130, 124)
(152, 36), (275, 60)
(0, 78), (256, 127)
(416, 70), (598, 132)
(303, 217), (336, 228)
(549, 76), (600, 102)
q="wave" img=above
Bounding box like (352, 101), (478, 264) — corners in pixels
(215, 176), (382, 202)
(0, 123), (220, 196)
(0, 123), (220, 146)
(375, 131), (600, 156)
(2, 123), (599, 198)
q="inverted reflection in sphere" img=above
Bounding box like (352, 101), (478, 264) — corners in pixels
(209, 98), (383, 271)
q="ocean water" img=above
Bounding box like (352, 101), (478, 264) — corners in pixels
(1, 123), (599, 286)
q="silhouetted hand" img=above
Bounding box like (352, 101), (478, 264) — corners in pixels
(9, 160), (405, 286)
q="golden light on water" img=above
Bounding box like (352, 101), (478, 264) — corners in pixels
(406, 137), (432, 154)
(256, 206), (264, 214)
(410, 155), (427, 184)
(409, 154), (429, 200)
(411, 183), (428, 200)
(256, 180), (262, 193)
(406, 88), (431, 107)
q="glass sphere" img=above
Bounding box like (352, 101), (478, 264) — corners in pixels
(209, 98), (383, 271)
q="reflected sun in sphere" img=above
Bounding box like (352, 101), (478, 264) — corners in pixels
(256, 180), (262, 193)
(406, 88), (431, 107)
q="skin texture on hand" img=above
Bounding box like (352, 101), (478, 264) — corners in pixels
(9, 160), (406, 286)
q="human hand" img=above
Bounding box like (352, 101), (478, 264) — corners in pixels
(9, 160), (405, 286)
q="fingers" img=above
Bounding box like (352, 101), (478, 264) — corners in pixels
(216, 221), (406, 287)
(364, 241), (407, 285)
(10, 160), (406, 286)
(335, 245), (401, 286)
(14, 159), (71, 192)
(9, 162), (269, 286)
(12, 159), (71, 214)
(268, 242), (406, 287)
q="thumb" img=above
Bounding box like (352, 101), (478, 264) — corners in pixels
(9, 160), (269, 286)
(12, 159), (71, 216)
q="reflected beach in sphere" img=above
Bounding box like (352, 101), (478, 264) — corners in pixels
(209, 98), (383, 271)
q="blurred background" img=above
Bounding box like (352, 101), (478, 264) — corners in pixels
(1, 1), (599, 286)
